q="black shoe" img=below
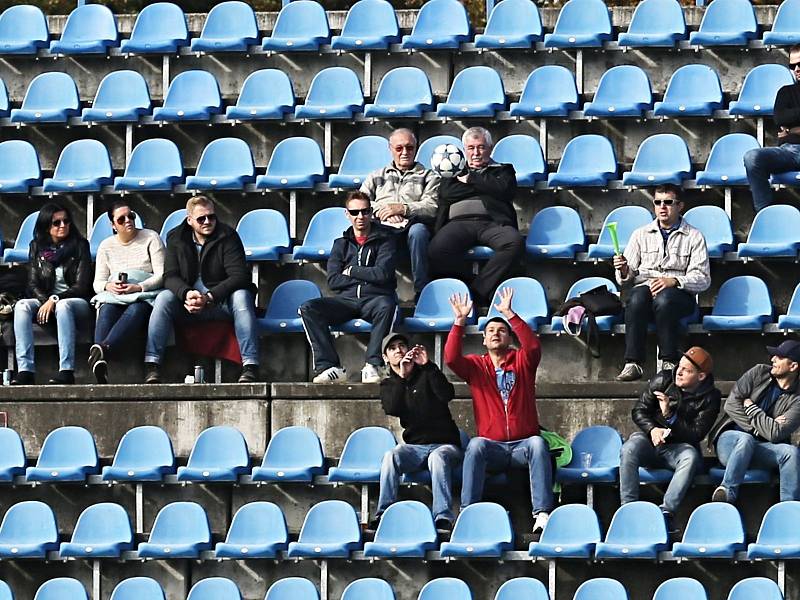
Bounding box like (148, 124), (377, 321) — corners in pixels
(48, 370), (75, 385)
(238, 364), (259, 383)
(93, 360), (108, 384)
(88, 344), (105, 369)
(10, 371), (34, 385)
(144, 362), (161, 384)
(368, 516), (381, 531)
(662, 510), (679, 538)
(435, 518), (453, 532)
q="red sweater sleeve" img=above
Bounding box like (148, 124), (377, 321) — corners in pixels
(510, 314), (541, 370)
(445, 323), (474, 382)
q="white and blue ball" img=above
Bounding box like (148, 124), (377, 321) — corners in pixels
(430, 144), (466, 178)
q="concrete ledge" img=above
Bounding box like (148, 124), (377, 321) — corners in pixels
(0, 383), (267, 401)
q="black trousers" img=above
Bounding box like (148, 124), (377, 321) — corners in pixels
(624, 285), (696, 363)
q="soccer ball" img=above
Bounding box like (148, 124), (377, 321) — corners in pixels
(430, 144), (466, 178)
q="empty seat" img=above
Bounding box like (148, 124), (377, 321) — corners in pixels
(495, 578), (548, 600)
(0, 5), (49, 54)
(653, 579), (707, 600)
(617, 0), (686, 47)
(778, 283), (800, 330)
(259, 280), (322, 333)
(727, 578), (783, 600)
(153, 70), (222, 122)
(3, 211), (37, 263)
(186, 578), (241, 600)
(525, 207), (586, 260)
(478, 277), (549, 329)
(251, 426), (325, 482)
(557, 425), (622, 483)
(574, 579), (627, 600)
(0, 79), (9, 117)
(265, 578), (320, 600)
(672, 503), (745, 559)
(0, 428), (25, 481)
(114, 139), (184, 192)
(364, 67), (434, 119)
(682, 205), (735, 258)
(587, 205), (652, 258)
(730, 65), (795, 116)
(621, 134), (692, 186)
(747, 501), (800, 558)
(185, 138), (256, 191)
(226, 69), (295, 121)
(543, 0), (612, 48)
(287, 500), (362, 558)
(404, 278), (475, 331)
(159, 209), (185, 243)
(764, 0), (800, 46)
(42, 140), (113, 193)
(437, 66), (506, 118)
(59, 503), (134, 558)
(292, 207), (350, 260)
(702, 276), (773, 331)
(739, 204), (800, 258)
(26, 426), (99, 482)
(328, 427), (397, 482)
(91, 213), (145, 259)
(342, 579), (395, 600)
(653, 65), (723, 117)
(364, 500), (437, 558)
(584, 66), (653, 118)
(10, 72), (80, 123)
(256, 137), (326, 189)
(262, 0), (330, 52)
(689, 0), (758, 46)
(102, 425), (175, 482)
(594, 501), (669, 559)
(474, 0), (543, 49)
(331, 0), (399, 50)
(329, 136), (392, 189)
(416, 135), (463, 169)
(137, 502), (212, 558)
(402, 0), (471, 49)
(50, 4), (118, 55)
(510, 66), (579, 117)
(0, 501), (58, 558)
(82, 70), (151, 123)
(295, 67), (364, 120)
(440, 502), (513, 558)
(529, 503), (601, 559)
(550, 277), (621, 332)
(696, 133), (760, 187)
(215, 502), (288, 558)
(110, 578), (165, 600)
(0, 141), (41, 194)
(177, 426), (250, 482)
(120, 2), (189, 54)
(190, 1), (258, 52)
(548, 134), (617, 187)
(237, 209), (291, 261)
(490, 135), (546, 187)
(34, 579), (87, 600)
(418, 578), (472, 600)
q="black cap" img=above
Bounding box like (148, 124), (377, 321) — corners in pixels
(381, 332), (409, 355)
(767, 340), (800, 363)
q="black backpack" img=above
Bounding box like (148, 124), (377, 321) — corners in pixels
(554, 285), (623, 358)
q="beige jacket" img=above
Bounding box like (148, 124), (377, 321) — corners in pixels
(360, 161), (440, 222)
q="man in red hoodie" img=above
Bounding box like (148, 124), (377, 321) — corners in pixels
(446, 287), (553, 535)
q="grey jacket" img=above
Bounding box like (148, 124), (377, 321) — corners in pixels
(360, 161), (439, 222)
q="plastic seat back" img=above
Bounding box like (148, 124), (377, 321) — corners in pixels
(418, 578), (472, 600)
(186, 578), (241, 600)
(0, 5), (49, 53)
(587, 65), (652, 114)
(766, 0), (800, 43)
(149, 502), (211, 545)
(265, 578), (320, 600)
(745, 204), (800, 245)
(119, 138), (183, 186)
(537, 503), (602, 546)
(269, 1), (329, 42)
(52, 139), (113, 185)
(19, 72), (79, 113)
(491, 135), (546, 186)
(36, 426), (98, 470)
(730, 65), (795, 115)
(753, 501), (800, 546)
(620, 0), (686, 45)
(110, 578), (166, 600)
(334, 427), (396, 473)
(564, 277), (619, 300)
(552, 134), (617, 182)
(574, 579), (628, 600)
(261, 426), (324, 472)
(186, 426), (249, 472)
(442, 66), (505, 108)
(236, 209), (290, 259)
(225, 502), (287, 545)
(235, 69), (294, 112)
(682, 206), (734, 257)
(405, 0), (471, 45)
(653, 579), (707, 600)
(263, 280), (322, 323)
(0, 141), (40, 193)
(91, 212), (145, 258)
(596, 206), (653, 250)
(194, 137), (255, 179)
(293, 207), (351, 259)
(414, 278), (472, 320)
(160, 209), (185, 242)
(692, 0), (757, 42)
(0, 581), (11, 600)
(54, 4), (118, 49)
(494, 578), (548, 600)
(374, 501), (436, 544)
(122, 3), (189, 53)
(265, 137), (325, 181)
(336, 0), (399, 45)
(513, 65), (579, 115)
(628, 134), (692, 180)
(331, 136), (392, 187)
(710, 276), (772, 317)
(34, 578), (87, 600)
(450, 503), (513, 545)
(90, 70), (150, 113)
(161, 70), (221, 113)
(697, 133), (760, 185)
(660, 64), (723, 108)
(0, 501), (57, 545)
(298, 500), (361, 544)
(545, 0), (612, 46)
(563, 426), (622, 469)
(367, 67), (433, 116)
(70, 503), (132, 545)
(110, 426), (175, 472)
(301, 67), (363, 112)
(416, 135), (463, 169)
(4, 211), (38, 262)
(482, 277), (548, 329)
(342, 579), (395, 600)
(195, 1), (258, 47)
(0, 428), (25, 477)
(727, 578), (782, 600)
(680, 503), (744, 545)
(479, 0), (542, 44)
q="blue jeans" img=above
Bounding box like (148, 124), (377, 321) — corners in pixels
(394, 223), (430, 295)
(744, 144), (800, 212)
(377, 443), (462, 523)
(14, 297), (91, 372)
(619, 432), (702, 514)
(715, 429), (800, 502)
(95, 302), (152, 356)
(461, 435), (554, 515)
(144, 289), (259, 365)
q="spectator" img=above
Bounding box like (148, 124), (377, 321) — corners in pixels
(708, 341), (800, 504)
(300, 191), (397, 384)
(428, 127), (522, 305)
(619, 347), (721, 533)
(374, 333), (462, 531)
(12, 203), (92, 385)
(744, 44), (800, 212)
(446, 287), (553, 535)
(360, 128), (439, 299)
(143, 195), (259, 384)
(613, 185), (710, 381)
(89, 200), (165, 384)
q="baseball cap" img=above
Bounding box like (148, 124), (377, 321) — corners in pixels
(683, 346), (713, 374)
(381, 332), (409, 355)
(767, 340), (800, 363)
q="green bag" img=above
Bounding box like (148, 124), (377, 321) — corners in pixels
(540, 428), (573, 496)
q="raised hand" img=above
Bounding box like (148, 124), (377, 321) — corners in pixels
(412, 345), (428, 366)
(449, 293), (473, 325)
(494, 287), (514, 318)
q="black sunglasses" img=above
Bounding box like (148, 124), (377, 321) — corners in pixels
(653, 199), (677, 206)
(195, 214), (217, 224)
(115, 211), (137, 225)
(790, 62), (800, 70)
(347, 208), (372, 216)
(51, 218), (71, 227)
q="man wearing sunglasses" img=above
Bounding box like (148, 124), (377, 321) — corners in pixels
(613, 185), (710, 381)
(744, 44), (800, 212)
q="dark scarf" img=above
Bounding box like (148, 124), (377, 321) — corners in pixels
(39, 239), (71, 266)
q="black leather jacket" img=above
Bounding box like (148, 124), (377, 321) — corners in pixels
(27, 237), (93, 302)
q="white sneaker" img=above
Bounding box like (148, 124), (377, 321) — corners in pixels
(361, 364), (381, 384)
(312, 366), (346, 384)
(615, 362), (644, 382)
(660, 360), (676, 372)
(532, 511), (550, 536)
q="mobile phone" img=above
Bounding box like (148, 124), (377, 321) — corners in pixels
(118, 272), (128, 284)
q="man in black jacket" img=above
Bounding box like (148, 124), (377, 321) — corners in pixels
(619, 347), (721, 528)
(374, 333), (462, 530)
(300, 192), (397, 384)
(744, 44), (800, 212)
(427, 126), (522, 304)
(144, 195), (259, 383)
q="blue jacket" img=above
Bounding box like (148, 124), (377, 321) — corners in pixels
(327, 224), (397, 299)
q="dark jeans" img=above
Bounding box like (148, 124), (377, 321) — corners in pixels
(624, 285), (696, 363)
(744, 144), (800, 212)
(94, 302), (152, 357)
(428, 219), (523, 301)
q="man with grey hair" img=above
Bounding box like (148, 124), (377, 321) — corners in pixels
(360, 128), (439, 298)
(428, 127), (521, 304)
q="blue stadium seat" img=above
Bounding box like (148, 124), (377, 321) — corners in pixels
(574, 579), (627, 600)
(110, 578), (166, 600)
(695, 134), (760, 187)
(328, 427), (396, 483)
(190, 1), (258, 52)
(237, 209), (291, 261)
(0, 141), (41, 194)
(363, 501), (437, 558)
(550, 277), (621, 332)
(331, 0), (400, 50)
(727, 578), (783, 600)
(543, 0), (612, 48)
(34, 579), (87, 600)
(0, 501), (59, 558)
(186, 578), (241, 600)
(287, 500), (362, 558)
(256, 137), (326, 189)
(214, 502), (288, 559)
(528, 503), (601, 559)
(729, 65), (795, 116)
(584, 66), (653, 118)
(265, 579), (320, 600)
(707, 464), (771, 484)
(404, 279), (475, 331)
(653, 579), (707, 600)
(0, 428), (25, 481)
(59, 503), (134, 558)
(26, 426), (99, 482)
(226, 69), (295, 121)
(50, 4), (118, 55)
(689, 0), (758, 46)
(0, 5), (49, 54)
(682, 206), (735, 258)
(548, 134), (617, 187)
(185, 138), (256, 191)
(364, 67), (434, 119)
(42, 140), (113, 193)
(437, 66), (506, 118)
(418, 578), (472, 600)
(764, 0), (800, 46)
(10, 72), (80, 124)
(557, 426), (622, 484)
(702, 276), (773, 331)
(490, 135), (546, 187)
(594, 501), (669, 559)
(653, 65), (723, 117)
(510, 66), (579, 117)
(738, 205), (800, 258)
(114, 138), (184, 192)
(329, 136), (392, 189)
(262, 0), (330, 52)
(0, 79), (9, 117)
(101, 425), (175, 482)
(402, 0), (471, 50)
(137, 502), (212, 558)
(176, 426), (250, 482)
(295, 67), (364, 120)
(494, 578), (548, 600)
(160, 209), (185, 243)
(475, 0), (543, 49)
(152, 70), (222, 122)
(292, 207), (350, 260)
(342, 579), (395, 600)
(0, 582), (11, 600)
(478, 277), (549, 329)
(259, 280), (322, 333)
(251, 425), (325, 481)
(120, 2), (189, 54)
(621, 134), (692, 186)
(671, 503), (744, 559)
(416, 136), (462, 169)
(82, 70), (151, 123)
(617, 0), (686, 47)
(91, 213), (145, 260)
(778, 283), (800, 330)
(3, 211), (37, 263)
(440, 502), (513, 558)
(587, 205), (652, 258)
(747, 501), (800, 558)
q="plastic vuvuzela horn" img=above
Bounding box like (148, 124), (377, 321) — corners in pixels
(607, 221), (621, 256)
